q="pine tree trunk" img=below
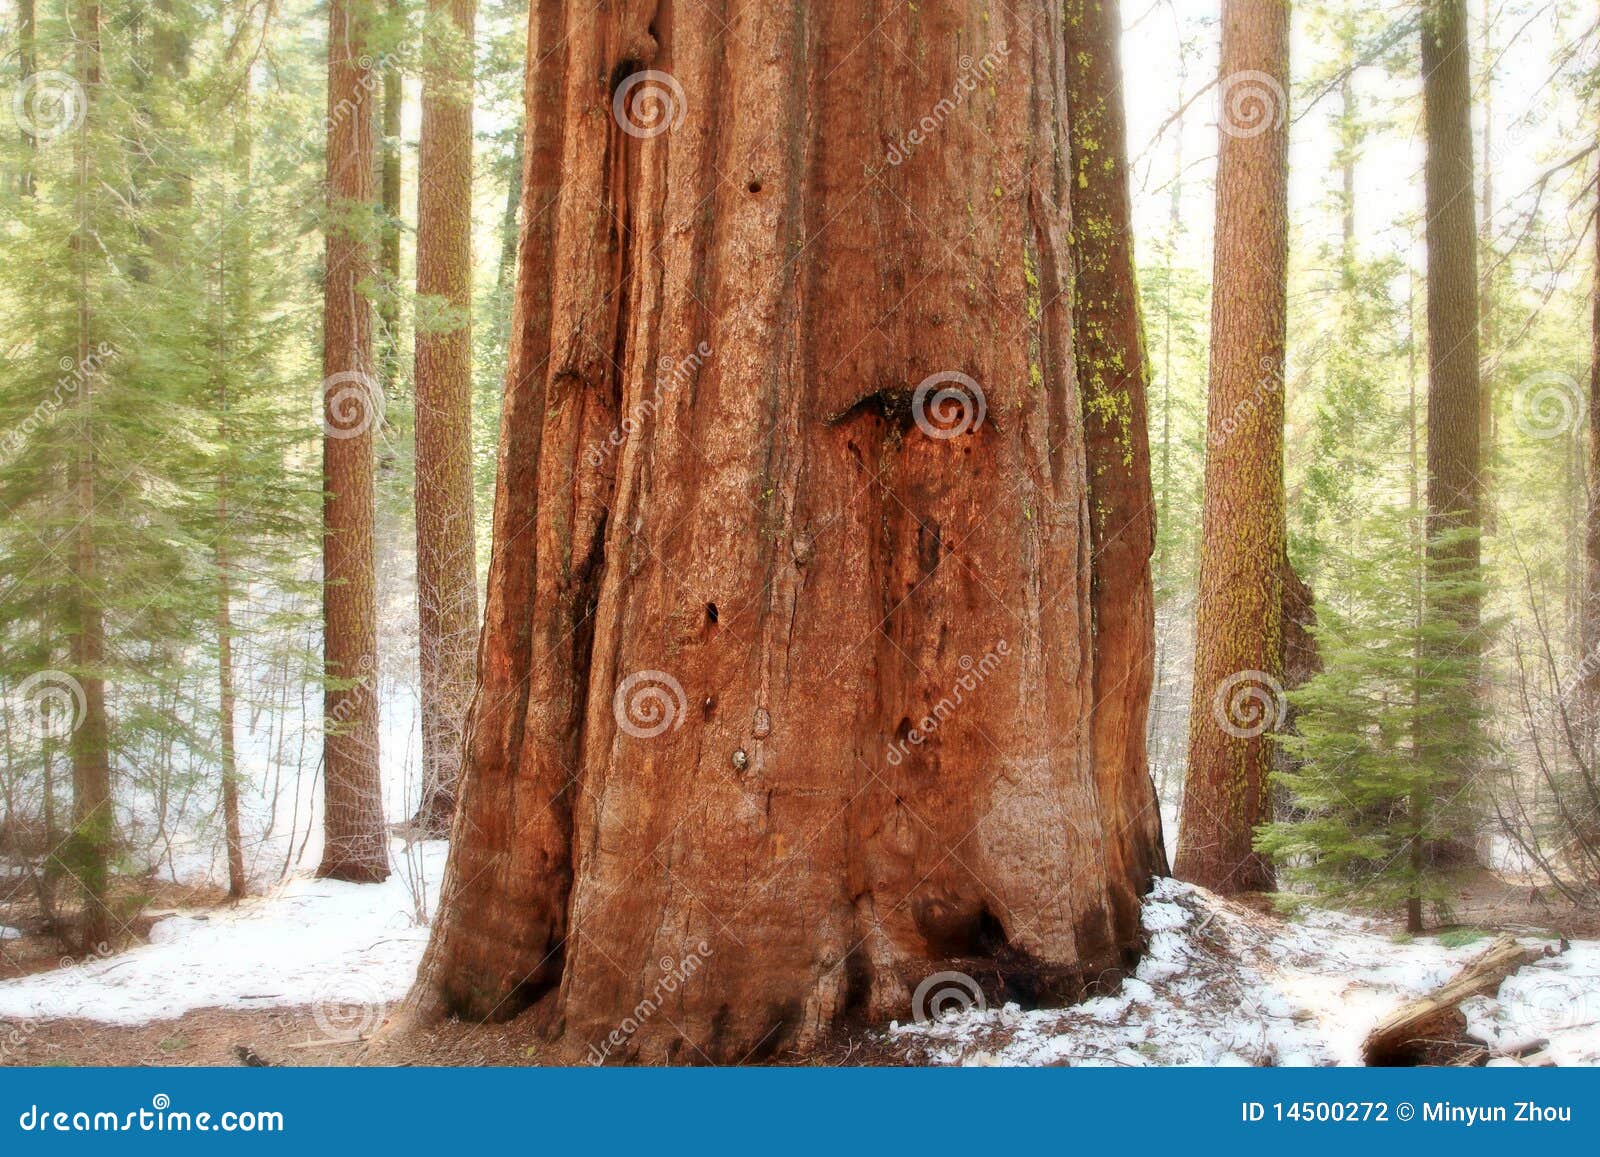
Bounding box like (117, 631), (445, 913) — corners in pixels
(378, 0), (403, 392)
(1065, 0), (1169, 929)
(1420, 0), (1483, 839)
(18, 0), (35, 197)
(1175, 0), (1289, 894)
(319, 0), (389, 883)
(70, 0), (114, 951)
(496, 127), (523, 291)
(408, 0), (479, 835)
(1585, 115), (1600, 728)
(216, 488), (246, 898)
(411, 0), (1161, 1063)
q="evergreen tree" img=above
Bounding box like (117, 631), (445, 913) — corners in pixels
(1259, 513), (1491, 928)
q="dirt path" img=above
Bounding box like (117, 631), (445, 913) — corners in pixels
(0, 1006), (542, 1067)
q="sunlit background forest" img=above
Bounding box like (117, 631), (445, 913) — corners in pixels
(0, 0), (1597, 980)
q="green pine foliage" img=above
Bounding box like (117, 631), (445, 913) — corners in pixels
(1258, 513), (1494, 925)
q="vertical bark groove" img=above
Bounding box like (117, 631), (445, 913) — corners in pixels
(1065, 0), (1170, 936)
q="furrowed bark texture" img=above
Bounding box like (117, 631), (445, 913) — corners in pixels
(1420, 0), (1482, 852)
(1064, 0), (1169, 929)
(410, 0), (480, 834)
(1587, 115), (1600, 721)
(1175, 0), (1289, 894)
(1421, 0), (1481, 606)
(417, 0), (1161, 1063)
(319, 0), (388, 883)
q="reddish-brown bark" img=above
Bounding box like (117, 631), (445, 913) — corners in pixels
(318, 0), (388, 883)
(413, 0), (1162, 1062)
(1421, 0), (1482, 613)
(1064, 0), (1169, 928)
(409, 0), (480, 835)
(1175, 0), (1289, 895)
(1418, 0), (1483, 881)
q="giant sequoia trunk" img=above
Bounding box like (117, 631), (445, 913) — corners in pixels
(413, 0), (1162, 1063)
(408, 0), (480, 834)
(1064, 0), (1169, 927)
(1175, 0), (1289, 894)
(318, 0), (388, 883)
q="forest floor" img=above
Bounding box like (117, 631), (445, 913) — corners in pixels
(1, 852), (1597, 1067)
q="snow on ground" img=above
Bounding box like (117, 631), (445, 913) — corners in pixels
(890, 878), (1600, 1067)
(0, 840), (447, 1027)
(2, 862), (1596, 1067)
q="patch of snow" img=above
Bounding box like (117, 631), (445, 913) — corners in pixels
(889, 877), (1597, 1067)
(0, 926), (21, 941)
(0, 839), (446, 1027)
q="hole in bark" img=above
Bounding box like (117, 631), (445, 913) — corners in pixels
(608, 58), (643, 96)
(747, 178), (762, 194)
(702, 695), (716, 721)
(913, 897), (1010, 958)
(705, 601), (719, 625)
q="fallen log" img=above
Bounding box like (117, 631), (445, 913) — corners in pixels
(1363, 935), (1550, 1066)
